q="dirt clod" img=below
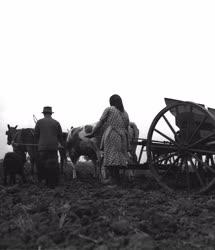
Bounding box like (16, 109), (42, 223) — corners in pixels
(0, 162), (215, 249)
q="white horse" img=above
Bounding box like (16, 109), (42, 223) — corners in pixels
(66, 122), (139, 180)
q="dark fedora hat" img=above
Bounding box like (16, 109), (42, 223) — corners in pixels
(42, 106), (54, 114)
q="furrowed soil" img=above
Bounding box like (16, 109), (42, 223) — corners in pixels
(1, 161), (215, 250)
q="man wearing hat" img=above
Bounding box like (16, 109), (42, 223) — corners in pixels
(34, 106), (63, 188)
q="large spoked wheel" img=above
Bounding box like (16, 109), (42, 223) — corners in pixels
(147, 101), (215, 194)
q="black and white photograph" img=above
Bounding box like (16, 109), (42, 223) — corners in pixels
(1, 1), (215, 249)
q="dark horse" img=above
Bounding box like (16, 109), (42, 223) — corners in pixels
(6, 125), (36, 174)
(6, 125), (67, 175)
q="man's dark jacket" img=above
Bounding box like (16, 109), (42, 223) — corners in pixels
(34, 117), (63, 151)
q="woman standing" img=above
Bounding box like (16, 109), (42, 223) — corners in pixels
(89, 94), (130, 184)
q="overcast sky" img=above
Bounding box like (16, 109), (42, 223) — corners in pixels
(0, 1), (215, 157)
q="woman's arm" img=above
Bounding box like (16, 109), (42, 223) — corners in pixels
(91, 107), (110, 135)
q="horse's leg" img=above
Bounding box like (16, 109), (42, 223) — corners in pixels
(60, 154), (64, 175)
(27, 148), (34, 175)
(71, 161), (77, 179)
(101, 165), (107, 180)
(98, 161), (108, 181)
(94, 150), (105, 181)
(120, 168), (134, 183)
(94, 158), (107, 182)
(119, 168), (126, 183)
(20, 166), (27, 183)
(10, 174), (15, 185)
(29, 158), (34, 175)
(4, 170), (7, 186)
(61, 157), (64, 175)
(94, 151), (107, 181)
(68, 152), (77, 179)
(64, 152), (67, 165)
(99, 158), (108, 181)
(92, 159), (98, 179)
(128, 151), (136, 181)
(25, 152), (33, 175)
(21, 173), (27, 183)
(127, 169), (135, 181)
(59, 149), (64, 175)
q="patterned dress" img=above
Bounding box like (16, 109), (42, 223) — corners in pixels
(95, 106), (130, 167)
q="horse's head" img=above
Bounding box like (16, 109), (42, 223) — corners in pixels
(5, 124), (18, 145)
(62, 132), (68, 143)
(66, 126), (75, 144)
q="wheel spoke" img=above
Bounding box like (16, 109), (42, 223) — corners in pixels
(154, 129), (179, 147)
(188, 132), (215, 148)
(162, 114), (178, 138)
(187, 115), (207, 144)
(174, 157), (184, 183)
(188, 156), (204, 187)
(188, 148), (215, 155)
(184, 105), (193, 142)
(160, 155), (180, 180)
(189, 153), (215, 174)
(172, 155), (180, 167)
(152, 152), (177, 165)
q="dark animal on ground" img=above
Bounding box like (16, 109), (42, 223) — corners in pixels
(3, 152), (26, 185)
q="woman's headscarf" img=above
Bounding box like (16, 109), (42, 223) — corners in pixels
(109, 94), (124, 112)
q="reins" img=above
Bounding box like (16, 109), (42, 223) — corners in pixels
(33, 114), (38, 124)
(12, 142), (38, 147)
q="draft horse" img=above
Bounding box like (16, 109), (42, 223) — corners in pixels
(6, 125), (36, 174)
(6, 125), (67, 175)
(66, 122), (139, 180)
